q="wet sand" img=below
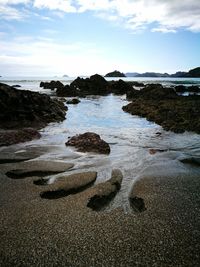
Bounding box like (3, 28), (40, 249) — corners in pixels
(0, 159), (200, 267)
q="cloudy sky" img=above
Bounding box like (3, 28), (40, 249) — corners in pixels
(0, 0), (200, 76)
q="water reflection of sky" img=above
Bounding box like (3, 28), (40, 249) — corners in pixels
(65, 94), (156, 131)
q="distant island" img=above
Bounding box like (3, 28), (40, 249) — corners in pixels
(106, 67), (200, 78)
(63, 74), (69, 77)
(105, 70), (126, 77)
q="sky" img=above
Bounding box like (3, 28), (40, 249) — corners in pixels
(0, 0), (200, 77)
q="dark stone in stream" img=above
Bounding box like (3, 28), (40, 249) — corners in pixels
(6, 161), (74, 179)
(87, 169), (123, 211)
(180, 157), (200, 166)
(40, 172), (97, 199)
(65, 132), (110, 154)
(66, 98), (80, 104)
(129, 196), (146, 212)
(12, 85), (21, 88)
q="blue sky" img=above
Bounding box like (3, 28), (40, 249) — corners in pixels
(0, 0), (200, 76)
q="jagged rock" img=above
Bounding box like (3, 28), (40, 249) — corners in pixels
(6, 161), (74, 179)
(128, 81), (145, 87)
(142, 84), (177, 99)
(66, 98), (80, 104)
(174, 85), (188, 93)
(0, 128), (41, 147)
(40, 81), (64, 90)
(123, 82), (200, 134)
(108, 79), (133, 95)
(56, 85), (78, 97)
(0, 83), (67, 130)
(87, 169), (123, 210)
(70, 74), (109, 95)
(40, 171), (97, 199)
(65, 132), (110, 154)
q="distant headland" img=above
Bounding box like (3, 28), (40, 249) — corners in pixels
(105, 67), (200, 78)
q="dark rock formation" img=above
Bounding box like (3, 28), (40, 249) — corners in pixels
(66, 98), (80, 104)
(175, 85), (200, 93)
(6, 161), (74, 179)
(135, 72), (170, 78)
(40, 172), (97, 199)
(65, 132), (110, 154)
(12, 85), (21, 88)
(187, 67), (200, 77)
(174, 85), (187, 93)
(70, 74), (109, 96)
(108, 79), (133, 95)
(0, 128), (41, 146)
(123, 91), (200, 133)
(0, 83), (67, 129)
(105, 70), (126, 77)
(129, 81), (145, 87)
(141, 84), (177, 100)
(180, 157), (200, 166)
(129, 196), (146, 212)
(87, 169), (123, 210)
(127, 83), (177, 100)
(56, 85), (78, 97)
(40, 81), (64, 90)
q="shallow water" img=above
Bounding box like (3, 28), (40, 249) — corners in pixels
(1, 90), (200, 211)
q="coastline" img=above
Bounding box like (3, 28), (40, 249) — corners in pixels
(0, 77), (200, 266)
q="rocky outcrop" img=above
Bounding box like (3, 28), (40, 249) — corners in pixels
(65, 132), (110, 154)
(87, 169), (123, 210)
(40, 81), (64, 90)
(6, 161), (74, 179)
(108, 79), (133, 95)
(175, 85), (200, 93)
(70, 74), (109, 96)
(66, 98), (80, 104)
(40, 172), (97, 199)
(0, 128), (41, 146)
(0, 83), (67, 129)
(105, 71), (126, 77)
(123, 91), (200, 133)
(56, 85), (78, 97)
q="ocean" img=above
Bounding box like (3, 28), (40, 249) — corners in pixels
(1, 76), (200, 211)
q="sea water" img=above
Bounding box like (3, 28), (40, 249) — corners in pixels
(1, 76), (200, 211)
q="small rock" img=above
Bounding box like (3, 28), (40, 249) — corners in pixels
(65, 132), (110, 154)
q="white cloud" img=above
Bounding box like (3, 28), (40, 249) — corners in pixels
(0, 36), (121, 76)
(33, 0), (77, 13)
(0, 0), (200, 32)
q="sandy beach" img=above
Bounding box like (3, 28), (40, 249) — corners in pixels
(0, 158), (199, 267)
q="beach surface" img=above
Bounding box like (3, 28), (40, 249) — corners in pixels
(0, 159), (199, 267)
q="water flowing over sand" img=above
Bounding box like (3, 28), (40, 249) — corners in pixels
(1, 86), (200, 211)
